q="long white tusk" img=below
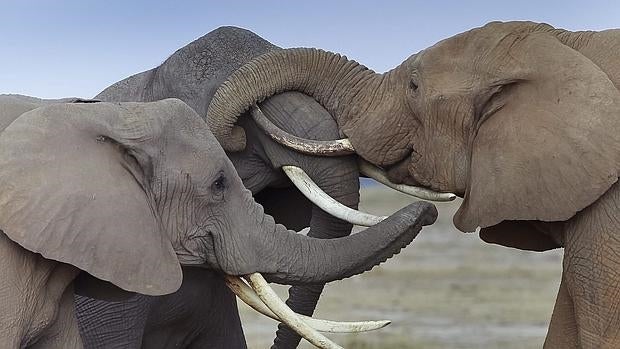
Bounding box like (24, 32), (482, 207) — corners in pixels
(282, 165), (387, 226)
(224, 275), (390, 333)
(245, 273), (342, 349)
(251, 105), (355, 156)
(358, 160), (457, 202)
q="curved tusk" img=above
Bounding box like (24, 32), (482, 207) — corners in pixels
(358, 160), (457, 202)
(245, 273), (342, 349)
(282, 165), (387, 226)
(224, 275), (390, 333)
(251, 105), (355, 156)
(251, 103), (455, 203)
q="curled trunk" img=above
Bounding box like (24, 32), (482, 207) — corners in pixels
(206, 48), (382, 152)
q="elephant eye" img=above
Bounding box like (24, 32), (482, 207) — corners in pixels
(211, 174), (227, 193)
(409, 80), (418, 91)
(206, 171), (227, 202)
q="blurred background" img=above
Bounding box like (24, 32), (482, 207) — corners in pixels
(1, 1), (617, 348)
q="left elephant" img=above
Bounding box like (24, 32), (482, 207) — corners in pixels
(0, 95), (437, 348)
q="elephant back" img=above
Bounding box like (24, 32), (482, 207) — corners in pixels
(0, 94), (89, 132)
(96, 26), (279, 118)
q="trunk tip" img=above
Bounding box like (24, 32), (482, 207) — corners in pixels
(220, 125), (247, 152)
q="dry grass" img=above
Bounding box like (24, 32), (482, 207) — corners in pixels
(240, 187), (563, 348)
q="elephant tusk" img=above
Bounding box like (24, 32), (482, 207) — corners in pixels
(251, 105), (355, 156)
(358, 159), (457, 202)
(282, 165), (387, 226)
(244, 273), (342, 349)
(251, 103), (456, 203)
(224, 275), (391, 333)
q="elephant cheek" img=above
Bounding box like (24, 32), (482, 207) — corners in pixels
(452, 151), (470, 194)
(173, 231), (213, 266)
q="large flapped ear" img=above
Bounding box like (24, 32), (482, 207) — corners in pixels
(0, 101), (182, 295)
(455, 31), (620, 232)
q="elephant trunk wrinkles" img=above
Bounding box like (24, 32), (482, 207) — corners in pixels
(255, 201), (437, 285)
(207, 48), (384, 152)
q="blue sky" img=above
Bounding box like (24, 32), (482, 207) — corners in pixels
(1, 0), (618, 98)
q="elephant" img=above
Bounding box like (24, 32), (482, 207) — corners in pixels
(206, 21), (620, 348)
(76, 26), (449, 349)
(0, 95), (438, 348)
(74, 268), (245, 348)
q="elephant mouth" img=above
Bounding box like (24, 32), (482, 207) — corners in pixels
(198, 230), (222, 271)
(383, 153), (420, 186)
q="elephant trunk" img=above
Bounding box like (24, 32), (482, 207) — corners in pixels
(206, 48), (382, 152)
(254, 201), (436, 285)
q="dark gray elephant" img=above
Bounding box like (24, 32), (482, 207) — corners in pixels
(0, 95), (436, 348)
(75, 27), (442, 349)
(75, 268), (245, 348)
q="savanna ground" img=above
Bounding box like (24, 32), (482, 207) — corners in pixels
(240, 186), (563, 349)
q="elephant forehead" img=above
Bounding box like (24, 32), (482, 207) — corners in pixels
(421, 23), (523, 69)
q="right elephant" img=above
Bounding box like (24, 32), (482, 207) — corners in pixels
(207, 21), (620, 348)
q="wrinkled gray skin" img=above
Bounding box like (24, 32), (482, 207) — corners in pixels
(74, 27), (366, 349)
(75, 269), (243, 348)
(0, 95), (437, 348)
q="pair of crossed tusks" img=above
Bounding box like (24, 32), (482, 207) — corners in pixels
(224, 107), (457, 348)
(251, 105), (456, 203)
(225, 274), (387, 349)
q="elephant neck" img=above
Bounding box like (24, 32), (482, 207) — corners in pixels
(322, 70), (393, 132)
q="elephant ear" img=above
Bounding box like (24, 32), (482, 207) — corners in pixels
(455, 31), (620, 232)
(0, 101), (182, 296)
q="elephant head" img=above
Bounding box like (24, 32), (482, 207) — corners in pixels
(206, 21), (620, 240)
(0, 98), (437, 299)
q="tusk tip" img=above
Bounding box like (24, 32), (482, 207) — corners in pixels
(367, 320), (391, 329)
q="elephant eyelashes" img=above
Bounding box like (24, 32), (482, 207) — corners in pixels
(210, 173), (227, 200)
